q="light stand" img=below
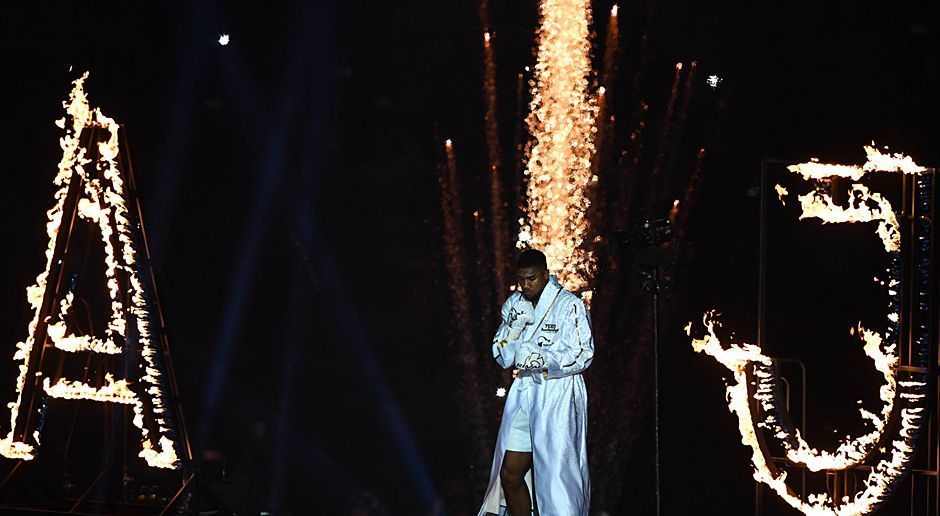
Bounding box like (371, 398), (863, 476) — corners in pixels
(611, 218), (676, 516)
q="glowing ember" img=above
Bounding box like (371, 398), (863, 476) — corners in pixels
(496, 387), (507, 398)
(218, 34), (230, 46)
(517, 0), (599, 298)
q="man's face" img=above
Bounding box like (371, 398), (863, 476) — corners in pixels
(517, 266), (549, 302)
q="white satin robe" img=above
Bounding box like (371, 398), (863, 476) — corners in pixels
(479, 275), (593, 516)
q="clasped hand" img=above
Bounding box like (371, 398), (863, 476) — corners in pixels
(514, 341), (545, 371)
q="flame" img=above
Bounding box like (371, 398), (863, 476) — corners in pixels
(782, 325), (897, 472)
(44, 374), (136, 404)
(787, 143), (926, 181)
(774, 184), (788, 204)
(688, 314), (926, 514)
(0, 73), (179, 469)
(47, 321), (122, 355)
(797, 183), (899, 252)
(517, 0), (599, 298)
(0, 73), (92, 461)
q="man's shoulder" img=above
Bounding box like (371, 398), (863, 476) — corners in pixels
(556, 288), (586, 309)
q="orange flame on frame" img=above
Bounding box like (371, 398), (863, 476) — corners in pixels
(689, 144), (930, 513)
(0, 73), (179, 469)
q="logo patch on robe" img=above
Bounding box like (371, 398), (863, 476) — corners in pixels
(542, 323), (559, 333)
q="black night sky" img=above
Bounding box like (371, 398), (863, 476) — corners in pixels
(0, 1), (937, 515)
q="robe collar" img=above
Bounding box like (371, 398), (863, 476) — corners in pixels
(526, 275), (562, 336)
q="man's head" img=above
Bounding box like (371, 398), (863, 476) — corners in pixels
(516, 248), (549, 302)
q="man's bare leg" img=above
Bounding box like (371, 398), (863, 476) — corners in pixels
(500, 451), (532, 515)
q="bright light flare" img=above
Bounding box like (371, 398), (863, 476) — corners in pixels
(218, 34), (229, 46)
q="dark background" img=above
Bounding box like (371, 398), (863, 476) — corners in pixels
(0, 0), (937, 514)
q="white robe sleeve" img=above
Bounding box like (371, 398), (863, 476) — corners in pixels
(539, 297), (594, 380)
(492, 295), (523, 369)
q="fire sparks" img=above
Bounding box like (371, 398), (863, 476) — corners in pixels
(517, 0), (599, 298)
(0, 73), (179, 469)
(689, 145), (931, 513)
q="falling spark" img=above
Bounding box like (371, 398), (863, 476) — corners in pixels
(496, 387), (507, 398)
(601, 6), (620, 97)
(218, 34), (230, 46)
(436, 138), (489, 467)
(518, 0), (599, 297)
(706, 75), (721, 89)
(480, 24), (510, 302)
(589, 11), (618, 238)
(675, 148), (706, 237)
(668, 199), (679, 223)
(650, 62), (684, 178)
(438, 139), (468, 321)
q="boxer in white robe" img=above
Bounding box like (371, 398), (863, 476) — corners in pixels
(479, 249), (593, 516)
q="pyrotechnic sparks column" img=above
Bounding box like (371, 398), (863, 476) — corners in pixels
(517, 0), (599, 298)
